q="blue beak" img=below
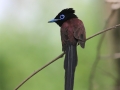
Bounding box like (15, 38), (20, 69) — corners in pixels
(48, 19), (60, 23)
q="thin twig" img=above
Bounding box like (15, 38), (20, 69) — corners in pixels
(86, 24), (120, 41)
(14, 53), (64, 90)
(15, 23), (120, 90)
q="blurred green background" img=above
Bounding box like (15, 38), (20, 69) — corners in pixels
(0, 0), (116, 90)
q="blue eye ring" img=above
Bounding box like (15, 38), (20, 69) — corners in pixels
(60, 14), (65, 20)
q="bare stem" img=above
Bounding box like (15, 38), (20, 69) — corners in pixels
(86, 24), (120, 41)
(14, 53), (64, 90)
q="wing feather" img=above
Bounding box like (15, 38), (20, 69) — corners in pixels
(73, 20), (86, 48)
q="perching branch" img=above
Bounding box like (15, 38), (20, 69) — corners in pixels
(86, 24), (120, 41)
(15, 23), (120, 90)
(14, 53), (64, 90)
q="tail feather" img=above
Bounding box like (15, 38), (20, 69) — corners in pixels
(64, 45), (77, 90)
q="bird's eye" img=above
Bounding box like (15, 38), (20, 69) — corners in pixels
(60, 14), (65, 20)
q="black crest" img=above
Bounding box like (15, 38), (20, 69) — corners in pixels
(55, 8), (75, 19)
(57, 8), (75, 16)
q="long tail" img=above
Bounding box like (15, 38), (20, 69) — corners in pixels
(64, 45), (78, 90)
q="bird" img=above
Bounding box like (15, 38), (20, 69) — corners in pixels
(48, 8), (86, 90)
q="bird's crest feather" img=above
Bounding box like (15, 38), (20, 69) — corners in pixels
(58, 8), (75, 15)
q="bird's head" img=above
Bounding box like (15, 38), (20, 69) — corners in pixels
(48, 8), (77, 27)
